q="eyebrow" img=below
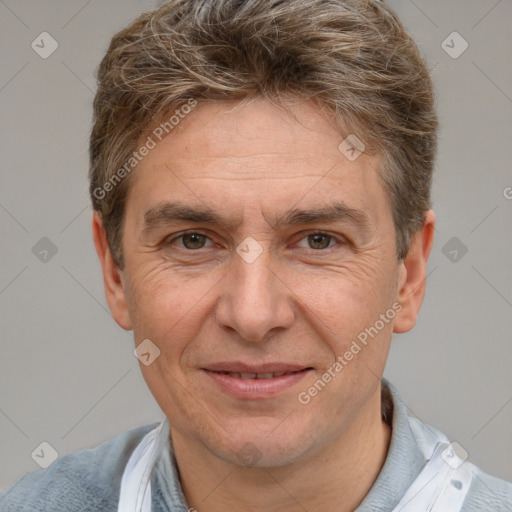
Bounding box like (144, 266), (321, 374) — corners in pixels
(142, 200), (372, 234)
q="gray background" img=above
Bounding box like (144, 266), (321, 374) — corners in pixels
(1, 0), (511, 491)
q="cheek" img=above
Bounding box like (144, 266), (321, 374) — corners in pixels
(124, 261), (220, 353)
(289, 265), (398, 384)
(288, 257), (395, 334)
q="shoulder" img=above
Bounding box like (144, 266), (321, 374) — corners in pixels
(0, 422), (159, 512)
(461, 464), (512, 511)
(408, 417), (512, 511)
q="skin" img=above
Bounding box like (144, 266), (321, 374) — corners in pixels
(93, 97), (435, 512)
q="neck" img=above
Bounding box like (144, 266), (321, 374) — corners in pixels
(171, 387), (391, 512)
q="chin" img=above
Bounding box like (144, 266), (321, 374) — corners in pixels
(200, 423), (317, 469)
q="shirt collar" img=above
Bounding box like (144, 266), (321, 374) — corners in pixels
(151, 378), (427, 512)
(354, 378), (427, 511)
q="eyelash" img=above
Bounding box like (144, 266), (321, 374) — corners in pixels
(165, 230), (344, 252)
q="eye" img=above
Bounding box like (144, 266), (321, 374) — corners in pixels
(296, 232), (340, 250)
(169, 231), (214, 250)
(166, 230), (343, 252)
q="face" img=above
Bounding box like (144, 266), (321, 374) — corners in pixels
(96, 97), (425, 468)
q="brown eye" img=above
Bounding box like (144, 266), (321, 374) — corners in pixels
(181, 233), (208, 249)
(307, 233), (333, 249)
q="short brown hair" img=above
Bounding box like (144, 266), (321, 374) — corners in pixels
(89, 0), (438, 267)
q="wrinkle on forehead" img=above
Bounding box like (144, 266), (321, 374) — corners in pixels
(127, 97), (389, 243)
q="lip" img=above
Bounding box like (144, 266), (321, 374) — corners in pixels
(203, 362), (310, 374)
(202, 362), (313, 399)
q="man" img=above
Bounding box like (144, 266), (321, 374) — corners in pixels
(1, 0), (511, 510)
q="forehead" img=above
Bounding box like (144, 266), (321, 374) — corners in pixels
(128, 97), (389, 228)
(142, 98), (369, 173)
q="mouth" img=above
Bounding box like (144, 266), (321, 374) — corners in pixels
(201, 363), (313, 399)
(211, 370), (306, 379)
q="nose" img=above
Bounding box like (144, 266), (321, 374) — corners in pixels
(215, 243), (294, 343)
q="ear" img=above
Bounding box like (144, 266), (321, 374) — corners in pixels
(92, 213), (132, 330)
(393, 210), (435, 333)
